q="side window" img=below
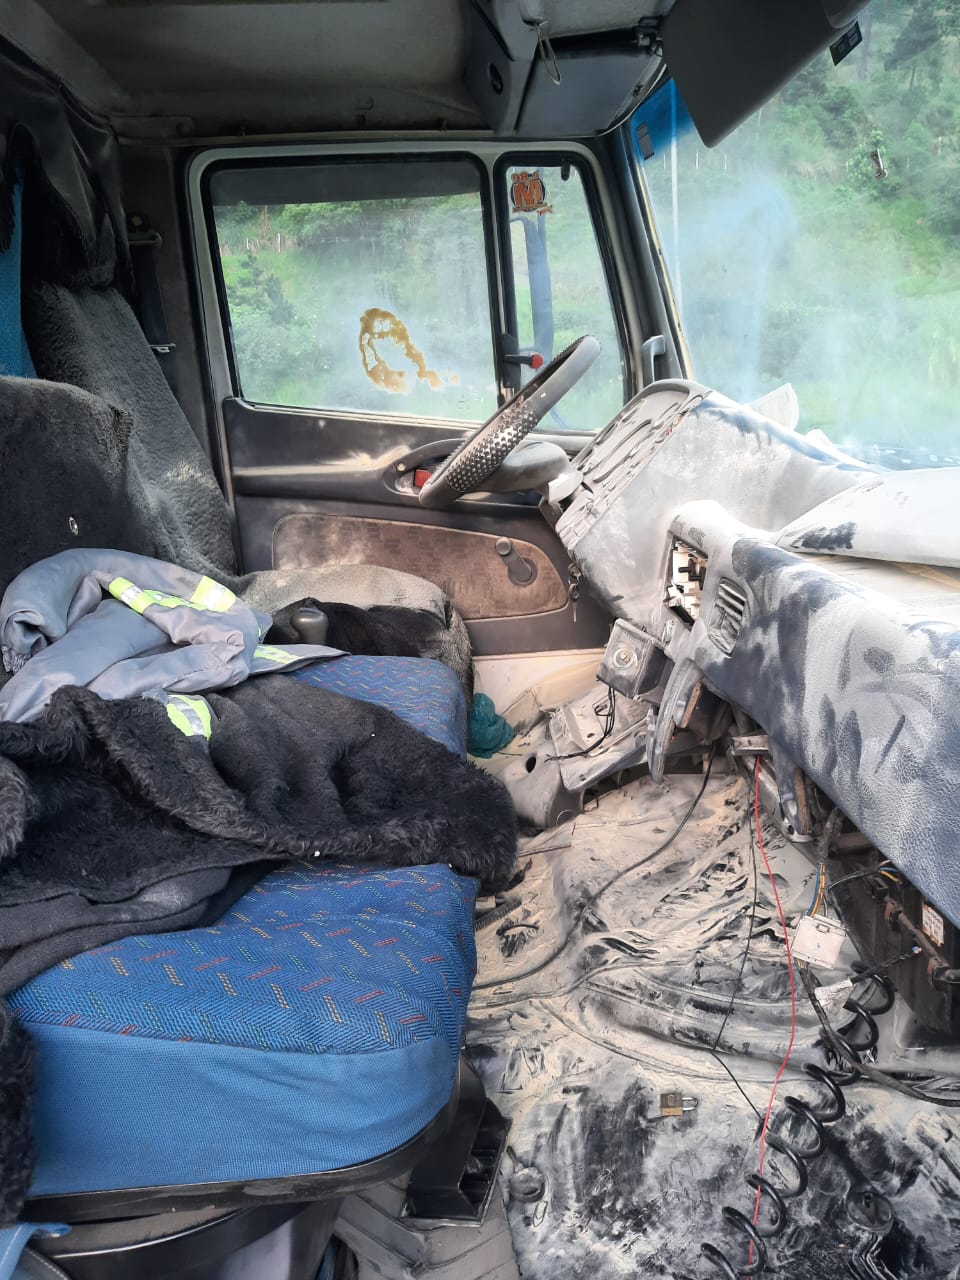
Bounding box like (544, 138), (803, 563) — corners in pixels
(209, 158), (497, 422)
(501, 159), (626, 432)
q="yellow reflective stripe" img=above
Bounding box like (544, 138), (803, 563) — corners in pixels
(165, 703), (193, 736)
(109, 577), (237, 617)
(153, 593), (201, 610)
(182, 695), (213, 738)
(254, 644), (298, 665)
(107, 577), (156, 615)
(164, 694), (213, 740)
(190, 576), (237, 613)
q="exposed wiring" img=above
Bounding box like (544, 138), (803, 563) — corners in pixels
(846, 948), (922, 984)
(477, 751), (791, 1132)
(536, 997), (786, 1091)
(585, 751), (715, 904)
(708, 1049), (763, 1123)
(750, 755), (799, 1249)
(706, 788), (763, 1123)
(799, 964), (960, 1108)
(806, 861), (827, 917)
(473, 751), (715, 991)
(749, 771), (960, 1114)
(802, 856), (899, 923)
(828, 862), (896, 896)
(546, 686), (618, 762)
(806, 859), (899, 922)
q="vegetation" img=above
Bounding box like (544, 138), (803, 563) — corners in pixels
(644, 0), (960, 461)
(216, 191), (499, 422)
(215, 168), (623, 432)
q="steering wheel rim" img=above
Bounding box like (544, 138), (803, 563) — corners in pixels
(418, 336), (600, 508)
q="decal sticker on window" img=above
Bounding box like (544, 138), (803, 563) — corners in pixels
(358, 307), (456, 395)
(922, 901), (945, 948)
(510, 170), (552, 217)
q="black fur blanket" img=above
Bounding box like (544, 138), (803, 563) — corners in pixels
(0, 675), (516, 1221)
(268, 599), (474, 699)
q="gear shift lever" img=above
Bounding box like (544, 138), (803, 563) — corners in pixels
(290, 605), (330, 646)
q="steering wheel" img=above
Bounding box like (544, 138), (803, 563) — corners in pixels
(418, 336), (600, 509)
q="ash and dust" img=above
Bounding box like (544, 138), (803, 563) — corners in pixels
(467, 769), (960, 1278)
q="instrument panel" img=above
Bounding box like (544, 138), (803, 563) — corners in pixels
(555, 379), (960, 931)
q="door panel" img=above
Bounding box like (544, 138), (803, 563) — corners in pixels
(273, 514), (568, 618)
(225, 397), (612, 653)
(234, 494), (611, 656)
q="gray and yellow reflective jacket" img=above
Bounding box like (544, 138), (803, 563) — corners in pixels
(0, 549), (342, 730)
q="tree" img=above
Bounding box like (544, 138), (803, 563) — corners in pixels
(230, 252), (294, 325)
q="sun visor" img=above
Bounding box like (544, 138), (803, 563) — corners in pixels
(661, 0), (869, 147)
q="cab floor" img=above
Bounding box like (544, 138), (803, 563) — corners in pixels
(467, 767), (960, 1279)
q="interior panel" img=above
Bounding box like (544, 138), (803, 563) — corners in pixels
(272, 513), (568, 620)
(225, 398), (613, 654)
(235, 494), (612, 656)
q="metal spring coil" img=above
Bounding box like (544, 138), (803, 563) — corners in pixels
(695, 974), (895, 1279)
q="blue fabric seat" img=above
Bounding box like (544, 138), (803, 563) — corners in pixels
(292, 654), (467, 756)
(10, 655), (474, 1199)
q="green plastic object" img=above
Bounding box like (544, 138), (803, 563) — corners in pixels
(468, 693), (514, 757)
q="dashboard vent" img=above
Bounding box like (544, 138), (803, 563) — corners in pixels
(709, 579), (747, 655)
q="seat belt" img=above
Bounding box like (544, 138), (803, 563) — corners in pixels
(0, 1225), (69, 1280)
(127, 216), (178, 397)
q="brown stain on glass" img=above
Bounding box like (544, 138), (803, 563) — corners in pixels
(359, 307), (445, 394)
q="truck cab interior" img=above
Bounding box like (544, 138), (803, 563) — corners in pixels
(0, 2), (958, 1279)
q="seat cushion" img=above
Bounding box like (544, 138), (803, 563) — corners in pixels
(10, 656), (475, 1197)
(10, 862), (477, 1195)
(292, 655), (467, 756)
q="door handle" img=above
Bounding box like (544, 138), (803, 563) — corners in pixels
(641, 334), (666, 386)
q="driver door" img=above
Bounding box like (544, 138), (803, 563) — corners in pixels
(193, 144), (631, 656)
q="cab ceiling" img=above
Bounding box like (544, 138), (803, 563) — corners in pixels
(0, 0), (672, 138)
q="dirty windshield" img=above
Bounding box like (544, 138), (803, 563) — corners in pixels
(637, 0), (960, 469)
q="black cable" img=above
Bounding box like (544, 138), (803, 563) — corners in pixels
(546, 687), (618, 762)
(584, 749), (715, 903)
(819, 862), (897, 921)
(827, 863), (895, 895)
(845, 949), (921, 984)
(704, 791), (763, 1123)
(799, 964), (960, 1107)
(474, 751), (715, 991)
(707, 1049), (763, 1122)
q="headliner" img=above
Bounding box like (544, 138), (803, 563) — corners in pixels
(2, 0), (672, 138)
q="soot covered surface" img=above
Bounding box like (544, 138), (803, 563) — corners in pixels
(467, 770), (960, 1278)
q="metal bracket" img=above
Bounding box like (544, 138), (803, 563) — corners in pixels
(549, 682), (649, 792)
(728, 734), (770, 757)
(635, 16), (663, 55)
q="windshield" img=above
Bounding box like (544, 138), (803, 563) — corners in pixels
(635, 0), (960, 470)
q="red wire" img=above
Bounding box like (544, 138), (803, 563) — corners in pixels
(747, 755), (798, 1269)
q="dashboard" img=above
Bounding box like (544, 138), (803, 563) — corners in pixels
(554, 381), (960, 940)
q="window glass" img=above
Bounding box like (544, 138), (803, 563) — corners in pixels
(210, 159), (497, 421)
(635, 0), (960, 468)
(503, 161), (626, 432)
